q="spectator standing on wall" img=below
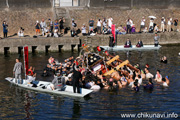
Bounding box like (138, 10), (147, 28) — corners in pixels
(18, 27), (24, 37)
(89, 18), (94, 32)
(72, 19), (77, 31)
(54, 20), (59, 37)
(160, 17), (165, 33)
(82, 24), (87, 36)
(3, 21), (8, 38)
(126, 18), (131, 34)
(149, 18), (154, 33)
(130, 19), (133, 28)
(35, 21), (41, 36)
(40, 18), (47, 36)
(59, 17), (65, 35)
(103, 18), (107, 28)
(48, 19), (53, 34)
(46, 19), (53, 37)
(174, 18), (178, 32)
(71, 19), (77, 37)
(108, 17), (113, 28)
(140, 17), (145, 33)
(97, 19), (102, 34)
(167, 18), (172, 32)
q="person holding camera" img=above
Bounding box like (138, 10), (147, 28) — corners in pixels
(18, 27), (24, 37)
(3, 21), (8, 38)
(71, 19), (77, 37)
(35, 21), (41, 36)
(59, 17), (65, 35)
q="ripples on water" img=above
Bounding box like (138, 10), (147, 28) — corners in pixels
(0, 46), (180, 119)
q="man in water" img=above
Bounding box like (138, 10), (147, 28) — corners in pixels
(72, 64), (82, 93)
(162, 76), (170, 87)
(13, 58), (23, 84)
(154, 33), (160, 47)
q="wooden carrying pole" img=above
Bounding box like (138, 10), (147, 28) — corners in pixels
(105, 55), (129, 76)
(107, 54), (139, 72)
(104, 60), (129, 76)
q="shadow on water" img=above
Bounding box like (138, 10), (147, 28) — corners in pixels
(72, 100), (81, 120)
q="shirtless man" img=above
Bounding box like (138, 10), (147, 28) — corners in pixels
(162, 76), (170, 87)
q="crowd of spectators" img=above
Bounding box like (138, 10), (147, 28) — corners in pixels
(1, 16), (179, 38)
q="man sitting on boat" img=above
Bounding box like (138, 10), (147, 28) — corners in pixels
(124, 38), (132, 48)
(28, 66), (35, 76)
(26, 71), (37, 87)
(136, 39), (143, 47)
(49, 75), (59, 90)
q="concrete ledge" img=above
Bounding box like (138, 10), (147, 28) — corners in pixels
(0, 37), (80, 54)
(1, 32), (180, 54)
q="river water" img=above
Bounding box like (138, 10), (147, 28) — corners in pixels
(0, 45), (179, 120)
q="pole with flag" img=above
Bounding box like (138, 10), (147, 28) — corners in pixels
(111, 24), (116, 46)
(23, 46), (29, 79)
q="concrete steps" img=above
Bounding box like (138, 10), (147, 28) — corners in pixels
(55, 8), (71, 28)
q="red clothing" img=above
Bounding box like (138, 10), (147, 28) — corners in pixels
(28, 69), (33, 75)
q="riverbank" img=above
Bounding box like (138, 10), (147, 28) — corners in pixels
(0, 32), (180, 54)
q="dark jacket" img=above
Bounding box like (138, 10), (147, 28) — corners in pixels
(125, 40), (132, 47)
(3, 24), (8, 33)
(137, 41), (143, 47)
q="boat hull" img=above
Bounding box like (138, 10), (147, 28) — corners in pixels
(5, 77), (93, 98)
(100, 45), (162, 51)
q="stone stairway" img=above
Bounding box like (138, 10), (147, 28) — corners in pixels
(55, 8), (71, 28)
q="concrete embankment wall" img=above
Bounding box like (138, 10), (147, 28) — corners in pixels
(0, 0), (53, 37)
(0, 8), (54, 37)
(80, 33), (180, 47)
(0, 0), (52, 8)
(0, 32), (180, 54)
(0, 37), (79, 54)
(1, 0), (180, 37)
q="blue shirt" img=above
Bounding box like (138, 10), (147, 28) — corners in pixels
(3, 24), (8, 33)
(54, 23), (59, 29)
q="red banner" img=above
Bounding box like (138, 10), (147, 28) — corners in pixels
(111, 24), (116, 43)
(24, 46), (29, 75)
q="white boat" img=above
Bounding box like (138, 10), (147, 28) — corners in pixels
(100, 45), (162, 51)
(5, 77), (93, 98)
